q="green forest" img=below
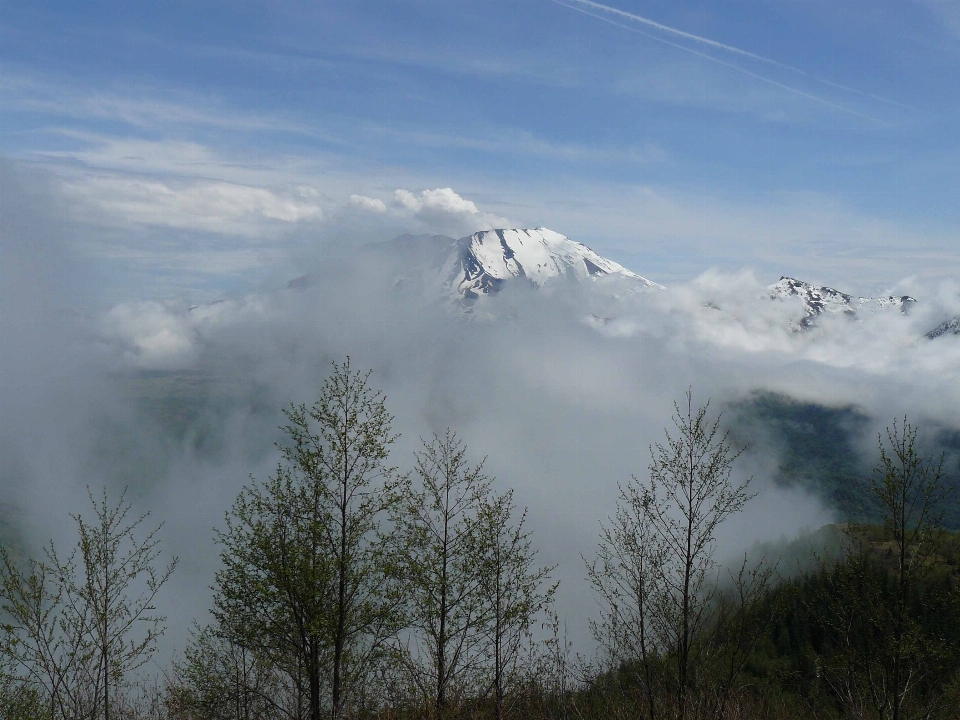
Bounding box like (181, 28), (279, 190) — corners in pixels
(2, 361), (958, 720)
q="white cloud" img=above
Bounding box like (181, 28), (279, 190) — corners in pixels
(15, 235), (960, 661)
(62, 176), (322, 236)
(341, 187), (514, 237)
(100, 301), (198, 371)
(394, 187), (479, 215)
(348, 194), (387, 213)
(99, 293), (280, 370)
(391, 187), (511, 231)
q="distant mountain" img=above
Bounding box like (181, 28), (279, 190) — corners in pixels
(359, 227), (662, 305)
(927, 316), (960, 340)
(445, 228), (662, 300)
(287, 243), (953, 341)
(769, 276), (915, 329)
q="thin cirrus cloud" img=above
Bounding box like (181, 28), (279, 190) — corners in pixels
(360, 122), (668, 164)
(31, 133), (343, 201)
(5, 70), (666, 172)
(40, 135), (237, 177)
(562, 0), (791, 65)
(919, 0), (960, 37)
(1, 68), (314, 134)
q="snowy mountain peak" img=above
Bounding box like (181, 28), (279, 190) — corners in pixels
(926, 316), (960, 340)
(770, 276), (915, 328)
(448, 227), (663, 300)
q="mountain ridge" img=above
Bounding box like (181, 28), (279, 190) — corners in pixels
(284, 232), (954, 341)
(769, 276), (916, 329)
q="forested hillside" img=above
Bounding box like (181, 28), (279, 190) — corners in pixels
(732, 392), (960, 530)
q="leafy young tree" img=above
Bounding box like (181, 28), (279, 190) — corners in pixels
(0, 648), (46, 720)
(75, 487), (178, 720)
(0, 542), (89, 719)
(391, 430), (493, 714)
(589, 390), (758, 720)
(586, 477), (665, 720)
(213, 463), (336, 720)
(873, 418), (950, 720)
(213, 358), (404, 720)
(170, 623), (299, 720)
(644, 390), (754, 719)
(0, 486), (177, 720)
(474, 488), (556, 720)
(815, 418), (953, 720)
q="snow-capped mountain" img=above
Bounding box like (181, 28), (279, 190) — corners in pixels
(770, 277), (915, 329)
(444, 228), (663, 300)
(926, 316), (960, 340)
(358, 227), (662, 305)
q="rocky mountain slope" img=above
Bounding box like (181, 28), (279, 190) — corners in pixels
(445, 228), (663, 300)
(769, 276), (915, 329)
(926, 316), (960, 340)
(359, 227), (663, 305)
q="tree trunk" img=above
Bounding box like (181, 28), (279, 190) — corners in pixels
(494, 606), (503, 720)
(104, 521), (111, 720)
(310, 640), (321, 720)
(678, 463), (694, 720)
(639, 580), (657, 720)
(333, 537), (346, 718)
(332, 438), (349, 720)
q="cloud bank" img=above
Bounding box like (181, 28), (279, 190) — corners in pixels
(2, 161), (958, 663)
(37, 256), (960, 651)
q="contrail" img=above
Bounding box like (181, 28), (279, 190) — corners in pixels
(552, 0), (890, 123)
(556, 0), (908, 111)
(567, 0), (786, 66)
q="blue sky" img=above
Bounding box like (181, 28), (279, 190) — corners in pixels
(2, 0), (958, 303)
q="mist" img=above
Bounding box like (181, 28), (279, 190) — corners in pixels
(2, 161), (959, 667)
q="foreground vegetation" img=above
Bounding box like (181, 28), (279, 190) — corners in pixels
(2, 360), (957, 719)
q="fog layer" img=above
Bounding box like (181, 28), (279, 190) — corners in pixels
(2, 165), (958, 660)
